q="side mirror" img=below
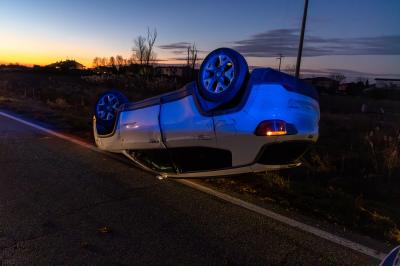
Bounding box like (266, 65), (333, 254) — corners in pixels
(380, 246), (400, 266)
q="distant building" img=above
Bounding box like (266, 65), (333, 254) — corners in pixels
(0, 64), (29, 71)
(46, 60), (85, 71)
(375, 78), (400, 89)
(155, 66), (186, 77)
(94, 66), (115, 75)
(302, 77), (339, 93)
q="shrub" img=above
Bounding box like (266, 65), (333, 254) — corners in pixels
(46, 97), (70, 109)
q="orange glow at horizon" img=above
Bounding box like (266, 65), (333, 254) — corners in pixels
(0, 49), (182, 68)
(0, 52), (93, 68)
(0, 30), (134, 68)
(0, 51), (187, 68)
(0, 38), (94, 67)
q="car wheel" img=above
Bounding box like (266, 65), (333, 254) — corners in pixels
(198, 48), (248, 102)
(94, 90), (128, 135)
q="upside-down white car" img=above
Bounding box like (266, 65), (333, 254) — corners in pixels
(93, 48), (320, 178)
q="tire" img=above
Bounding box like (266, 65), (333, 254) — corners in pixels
(198, 48), (248, 102)
(94, 90), (128, 135)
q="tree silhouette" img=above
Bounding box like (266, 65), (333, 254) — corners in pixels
(330, 73), (346, 84)
(145, 27), (157, 66)
(132, 27), (157, 66)
(132, 35), (146, 65)
(186, 43), (198, 70)
(92, 57), (101, 68)
(116, 55), (124, 67)
(109, 56), (116, 68)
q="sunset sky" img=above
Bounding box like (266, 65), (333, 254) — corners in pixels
(1, 0), (399, 79)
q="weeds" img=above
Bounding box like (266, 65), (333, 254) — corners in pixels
(46, 97), (70, 109)
(391, 229), (400, 243)
(365, 128), (400, 180)
(263, 172), (290, 191)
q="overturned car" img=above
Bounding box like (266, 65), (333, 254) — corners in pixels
(93, 48), (320, 178)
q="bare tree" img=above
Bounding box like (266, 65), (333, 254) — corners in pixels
(144, 27), (157, 66)
(109, 56), (116, 67)
(284, 64), (296, 76)
(92, 57), (101, 68)
(330, 73), (346, 84)
(132, 35), (147, 65)
(116, 55), (124, 68)
(100, 57), (108, 67)
(131, 27), (157, 66)
(114, 55), (124, 71)
(186, 47), (190, 66)
(186, 43), (198, 70)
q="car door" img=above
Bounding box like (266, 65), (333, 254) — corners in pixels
(160, 95), (221, 172)
(160, 95), (216, 148)
(119, 104), (163, 150)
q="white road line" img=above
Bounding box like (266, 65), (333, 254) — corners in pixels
(0, 111), (99, 151)
(0, 111), (387, 261)
(177, 179), (386, 260)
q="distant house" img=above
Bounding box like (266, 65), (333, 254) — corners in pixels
(302, 77), (339, 93)
(46, 60), (85, 71)
(375, 78), (400, 89)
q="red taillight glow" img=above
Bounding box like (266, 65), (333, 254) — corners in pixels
(255, 120), (287, 136)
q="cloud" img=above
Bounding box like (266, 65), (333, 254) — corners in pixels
(159, 42), (207, 55)
(168, 57), (204, 61)
(232, 29), (400, 57)
(297, 68), (377, 76)
(171, 50), (186, 55)
(153, 58), (169, 62)
(158, 42), (192, 50)
(287, 67), (400, 80)
(324, 68), (400, 79)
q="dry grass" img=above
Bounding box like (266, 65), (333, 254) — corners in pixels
(264, 172), (290, 191)
(46, 97), (70, 109)
(391, 229), (400, 243)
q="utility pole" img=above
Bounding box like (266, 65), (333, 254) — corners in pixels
(276, 54), (284, 71)
(295, 0), (309, 78)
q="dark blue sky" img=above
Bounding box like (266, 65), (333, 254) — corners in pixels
(1, 0), (399, 79)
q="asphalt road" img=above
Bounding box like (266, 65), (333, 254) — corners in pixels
(0, 114), (378, 265)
